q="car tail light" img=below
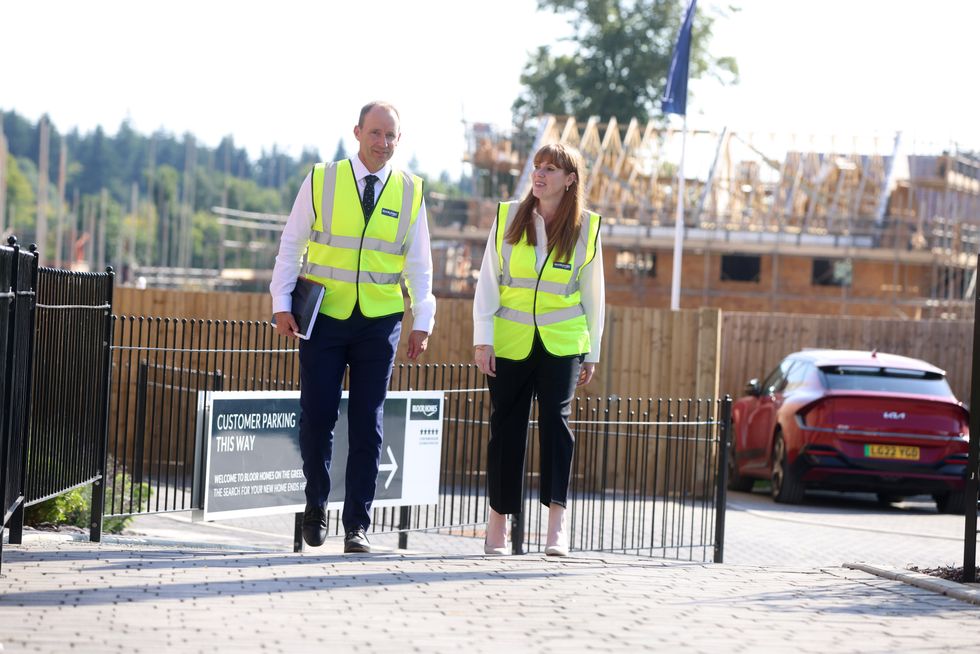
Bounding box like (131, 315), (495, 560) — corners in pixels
(797, 399), (830, 429)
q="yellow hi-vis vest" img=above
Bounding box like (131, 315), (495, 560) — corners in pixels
(303, 160), (424, 319)
(493, 202), (602, 360)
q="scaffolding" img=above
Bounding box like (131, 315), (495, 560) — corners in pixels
(456, 115), (980, 317)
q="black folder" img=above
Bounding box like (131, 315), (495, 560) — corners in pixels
(273, 276), (325, 340)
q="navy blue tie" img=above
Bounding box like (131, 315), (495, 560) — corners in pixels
(362, 174), (378, 216)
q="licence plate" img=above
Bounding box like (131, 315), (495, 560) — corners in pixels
(864, 444), (920, 460)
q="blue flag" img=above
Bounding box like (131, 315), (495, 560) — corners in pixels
(662, 0), (697, 116)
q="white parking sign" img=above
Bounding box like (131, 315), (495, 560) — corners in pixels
(193, 390), (444, 520)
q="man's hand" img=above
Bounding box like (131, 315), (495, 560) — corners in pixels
(406, 330), (429, 360)
(577, 362), (596, 387)
(273, 311), (299, 338)
(475, 345), (496, 377)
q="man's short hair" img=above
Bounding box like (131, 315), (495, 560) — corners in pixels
(358, 101), (400, 128)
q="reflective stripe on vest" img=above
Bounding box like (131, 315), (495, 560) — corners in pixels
(492, 202), (601, 360)
(302, 160), (423, 319)
(494, 304), (585, 326)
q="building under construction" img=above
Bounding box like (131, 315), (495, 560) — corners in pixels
(37, 111), (973, 320)
(431, 116), (980, 320)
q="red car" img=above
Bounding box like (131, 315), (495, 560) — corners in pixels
(728, 349), (970, 512)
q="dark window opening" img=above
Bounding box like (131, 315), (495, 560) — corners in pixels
(720, 254), (760, 283)
(812, 258), (852, 287)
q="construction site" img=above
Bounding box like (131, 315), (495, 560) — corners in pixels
(430, 116), (980, 320)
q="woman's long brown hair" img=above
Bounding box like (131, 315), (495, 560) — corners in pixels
(504, 142), (586, 262)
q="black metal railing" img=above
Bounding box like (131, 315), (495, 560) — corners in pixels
(22, 267), (115, 537)
(377, 379), (731, 562)
(0, 239), (38, 563)
(552, 396), (729, 561)
(106, 317), (730, 562)
(107, 317), (299, 515)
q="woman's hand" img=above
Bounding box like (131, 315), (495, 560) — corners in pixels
(577, 362), (596, 387)
(475, 345), (496, 377)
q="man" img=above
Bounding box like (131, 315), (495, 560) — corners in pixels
(271, 101), (435, 553)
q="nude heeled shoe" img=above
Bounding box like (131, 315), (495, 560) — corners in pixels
(545, 503), (569, 557)
(484, 540), (509, 556)
(484, 508), (509, 555)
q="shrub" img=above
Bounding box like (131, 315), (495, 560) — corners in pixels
(24, 471), (151, 534)
(24, 487), (88, 526)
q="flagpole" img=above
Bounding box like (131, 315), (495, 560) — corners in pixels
(662, 0), (695, 311)
(670, 115), (687, 310)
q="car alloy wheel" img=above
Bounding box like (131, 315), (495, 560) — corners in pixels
(771, 433), (804, 504)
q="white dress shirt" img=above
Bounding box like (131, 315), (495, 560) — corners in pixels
(472, 210), (605, 363)
(270, 156), (436, 333)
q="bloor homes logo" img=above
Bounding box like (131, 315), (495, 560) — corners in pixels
(410, 399), (441, 420)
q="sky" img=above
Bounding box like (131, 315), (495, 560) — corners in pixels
(2, 0), (979, 179)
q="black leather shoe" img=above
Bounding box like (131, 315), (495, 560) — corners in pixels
(302, 502), (327, 547)
(343, 528), (371, 553)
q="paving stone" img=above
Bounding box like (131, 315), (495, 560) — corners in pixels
(2, 536), (979, 652)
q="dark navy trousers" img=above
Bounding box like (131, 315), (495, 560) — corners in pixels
(298, 307), (402, 532)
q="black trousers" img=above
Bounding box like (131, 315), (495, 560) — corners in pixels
(486, 337), (583, 514)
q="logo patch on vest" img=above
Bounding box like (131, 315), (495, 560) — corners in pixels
(552, 261), (572, 271)
(381, 208), (399, 218)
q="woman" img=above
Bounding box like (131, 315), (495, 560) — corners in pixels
(473, 142), (605, 556)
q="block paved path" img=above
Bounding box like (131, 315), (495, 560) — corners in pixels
(1, 537), (979, 653)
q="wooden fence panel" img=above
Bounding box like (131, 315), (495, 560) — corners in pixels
(113, 288), (721, 401)
(719, 312), (973, 403)
(115, 287), (972, 403)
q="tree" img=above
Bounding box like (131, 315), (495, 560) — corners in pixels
(513, 0), (738, 124)
(113, 120), (146, 192)
(332, 138), (348, 161)
(2, 111), (36, 162)
(424, 170), (466, 199)
(215, 135), (252, 180)
(75, 125), (119, 196)
(3, 154), (36, 231)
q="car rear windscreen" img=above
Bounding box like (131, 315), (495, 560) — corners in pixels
(819, 365), (954, 397)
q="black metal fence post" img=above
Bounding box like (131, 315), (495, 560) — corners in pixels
(89, 267), (115, 542)
(964, 254), (980, 583)
(714, 396), (732, 563)
(293, 512), (304, 553)
(398, 506), (411, 550)
(7, 503), (23, 545)
(1, 237), (32, 555)
(133, 360), (149, 492)
(510, 513), (524, 555)
(0, 238), (22, 570)
(7, 243), (39, 546)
